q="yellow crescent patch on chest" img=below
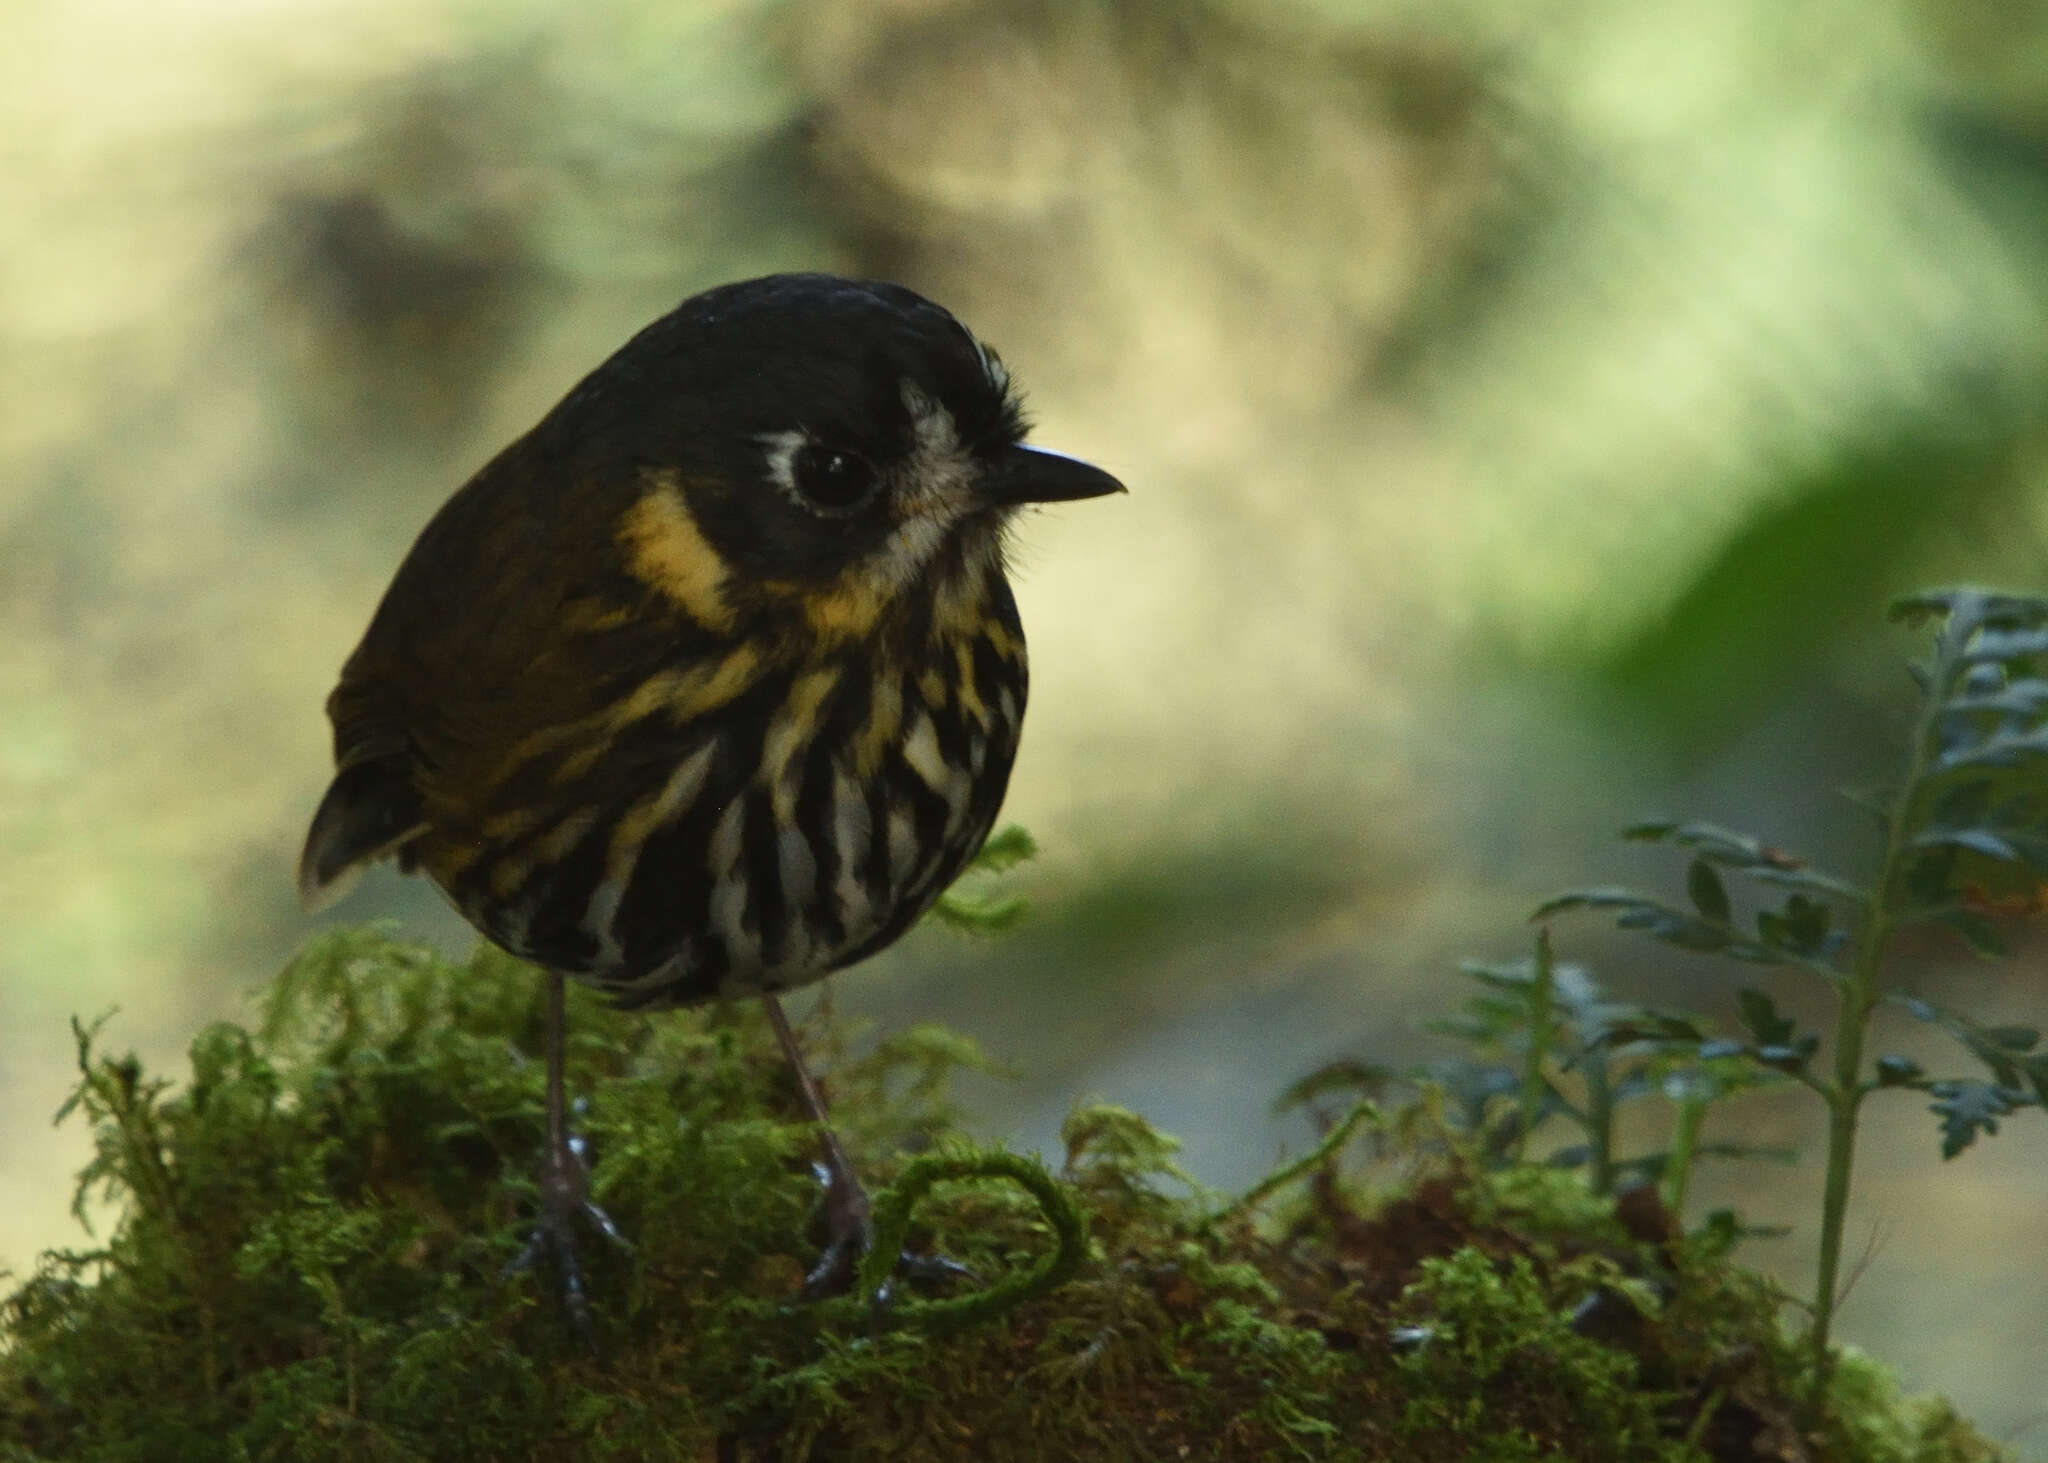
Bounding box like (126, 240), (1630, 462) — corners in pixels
(617, 471), (736, 632)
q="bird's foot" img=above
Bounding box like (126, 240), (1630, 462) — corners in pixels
(800, 1161), (974, 1305)
(505, 1124), (630, 1342)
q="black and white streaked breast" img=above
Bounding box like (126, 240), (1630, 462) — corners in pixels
(434, 598), (1027, 1010)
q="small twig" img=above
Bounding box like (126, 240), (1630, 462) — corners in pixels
(1831, 1216), (1889, 1313)
(1516, 928), (1556, 1163)
(1209, 1097), (1382, 1228)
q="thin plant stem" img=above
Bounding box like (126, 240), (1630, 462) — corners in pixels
(1664, 1095), (1705, 1219)
(1214, 1097), (1382, 1226)
(1808, 628), (1947, 1375)
(1516, 927), (1555, 1163)
(1584, 1050), (1615, 1198)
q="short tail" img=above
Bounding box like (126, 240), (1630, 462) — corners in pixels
(298, 756), (428, 913)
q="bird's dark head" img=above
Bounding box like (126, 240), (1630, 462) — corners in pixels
(554, 273), (1123, 642)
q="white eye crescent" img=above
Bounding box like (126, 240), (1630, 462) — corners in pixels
(758, 430), (879, 515)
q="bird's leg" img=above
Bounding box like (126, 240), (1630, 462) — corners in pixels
(506, 967), (628, 1338)
(763, 995), (973, 1301)
(763, 994), (872, 1297)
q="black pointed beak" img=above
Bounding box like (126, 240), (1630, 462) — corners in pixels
(981, 444), (1126, 507)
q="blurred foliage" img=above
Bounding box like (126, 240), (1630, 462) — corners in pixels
(1425, 940), (1793, 1211)
(1544, 589), (2048, 1364)
(1592, 429), (2047, 748)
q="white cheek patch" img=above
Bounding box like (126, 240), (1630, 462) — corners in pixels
(877, 381), (978, 589)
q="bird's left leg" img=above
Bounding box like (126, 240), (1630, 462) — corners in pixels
(762, 994), (971, 1300)
(763, 993), (871, 1296)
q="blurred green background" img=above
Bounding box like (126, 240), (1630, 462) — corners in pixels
(5, 0), (2048, 1447)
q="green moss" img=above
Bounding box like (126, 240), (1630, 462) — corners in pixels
(1392, 1249), (1697, 1463)
(1814, 1351), (2008, 1463)
(0, 929), (2015, 1461)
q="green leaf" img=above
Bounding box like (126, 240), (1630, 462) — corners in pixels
(1839, 785), (1893, 835)
(928, 825), (1037, 933)
(966, 824), (1037, 875)
(1942, 680), (2048, 716)
(1457, 958), (1542, 992)
(1937, 727), (2048, 772)
(1984, 1026), (2041, 1052)
(1755, 1044), (1812, 1074)
(1974, 592), (2048, 625)
(1874, 1055), (1925, 1087)
(1686, 859), (1731, 924)
(1742, 865), (1870, 905)
(1888, 590), (1966, 627)
(1533, 889), (1782, 962)
(1736, 989), (1794, 1047)
(1967, 626), (2048, 661)
(1911, 829), (2022, 862)
(1588, 1012), (1710, 1049)
(1619, 820), (1866, 904)
(1756, 893), (1844, 963)
(1929, 779), (1994, 827)
(1927, 1081), (2028, 1159)
(1891, 995), (2035, 1087)
(1532, 888), (1640, 920)
(1622, 821), (1782, 869)
(2024, 1052), (2048, 1108)
(1936, 909), (2009, 959)
(928, 891), (1030, 935)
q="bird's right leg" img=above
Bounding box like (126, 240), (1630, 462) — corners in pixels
(506, 967), (628, 1338)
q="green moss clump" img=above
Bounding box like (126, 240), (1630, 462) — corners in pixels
(1391, 1249), (1686, 1462)
(0, 929), (2014, 1461)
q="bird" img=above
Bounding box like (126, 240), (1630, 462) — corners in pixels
(297, 272), (1124, 1322)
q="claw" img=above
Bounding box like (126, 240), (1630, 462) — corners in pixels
(798, 1152), (874, 1299)
(766, 997), (970, 1306)
(797, 1156), (973, 1304)
(507, 974), (630, 1344)
(504, 1122), (630, 1344)
(894, 1250), (976, 1289)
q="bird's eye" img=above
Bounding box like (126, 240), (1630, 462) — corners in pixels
(791, 444), (877, 511)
